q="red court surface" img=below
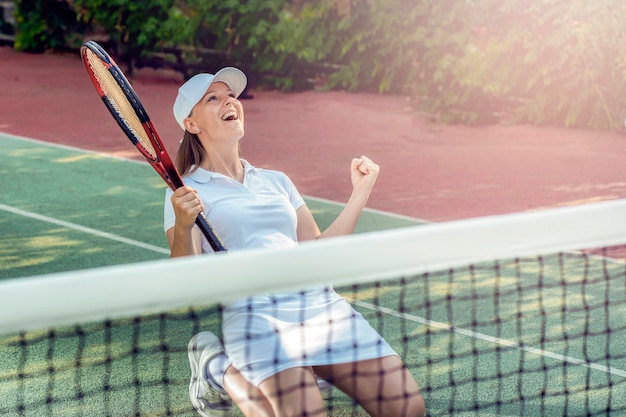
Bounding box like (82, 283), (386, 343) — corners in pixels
(2, 46), (626, 222)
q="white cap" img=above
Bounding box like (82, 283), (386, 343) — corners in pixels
(173, 67), (247, 130)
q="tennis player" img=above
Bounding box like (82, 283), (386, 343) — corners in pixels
(164, 67), (425, 417)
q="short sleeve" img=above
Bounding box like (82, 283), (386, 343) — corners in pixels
(279, 172), (306, 211)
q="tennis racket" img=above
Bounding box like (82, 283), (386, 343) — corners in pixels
(80, 40), (227, 252)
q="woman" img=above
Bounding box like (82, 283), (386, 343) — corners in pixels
(164, 67), (425, 417)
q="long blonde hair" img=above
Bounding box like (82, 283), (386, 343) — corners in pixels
(175, 131), (205, 177)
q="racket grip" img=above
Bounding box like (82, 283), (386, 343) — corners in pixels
(196, 213), (228, 252)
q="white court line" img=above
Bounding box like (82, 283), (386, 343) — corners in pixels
(305, 194), (430, 224)
(0, 203), (170, 255)
(0, 132), (148, 164)
(354, 300), (626, 378)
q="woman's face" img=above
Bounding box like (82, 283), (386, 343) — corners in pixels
(186, 81), (244, 142)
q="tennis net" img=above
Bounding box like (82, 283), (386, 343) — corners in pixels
(0, 199), (625, 416)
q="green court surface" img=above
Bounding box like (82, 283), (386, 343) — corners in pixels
(1, 133), (623, 416)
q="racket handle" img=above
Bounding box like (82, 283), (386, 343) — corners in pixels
(196, 213), (228, 252)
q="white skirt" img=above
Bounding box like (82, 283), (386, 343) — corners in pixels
(222, 286), (397, 386)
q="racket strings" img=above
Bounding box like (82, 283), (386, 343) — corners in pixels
(83, 49), (158, 160)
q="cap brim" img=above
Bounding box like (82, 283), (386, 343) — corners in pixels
(212, 67), (247, 98)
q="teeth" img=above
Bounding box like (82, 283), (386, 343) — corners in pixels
(222, 111), (238, 121)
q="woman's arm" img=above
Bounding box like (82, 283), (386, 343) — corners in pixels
(297, 156), (379, 242)
(166, 186), (205, 257)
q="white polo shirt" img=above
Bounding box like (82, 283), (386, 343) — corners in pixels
(163, 159), (306, 253)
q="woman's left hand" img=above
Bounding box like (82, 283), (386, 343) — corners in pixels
(305, 155), (380, 240)
(350, 155), (380, 195)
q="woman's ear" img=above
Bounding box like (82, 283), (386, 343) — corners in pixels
(183, 118), (201, 134)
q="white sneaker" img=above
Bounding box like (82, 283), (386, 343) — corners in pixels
(188, 332), (234, 417)
(317, 377), (334, 400)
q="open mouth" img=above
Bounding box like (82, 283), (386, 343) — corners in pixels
(222, 111), (239, 121)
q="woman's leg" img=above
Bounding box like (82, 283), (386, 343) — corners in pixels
(257, 366), (327, 417)
(314, 356), (425, 417)
(223, 366), (275, 417)
(189, 332), (275, 417)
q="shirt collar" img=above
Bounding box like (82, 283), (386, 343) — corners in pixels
(186, 159), (256, 184)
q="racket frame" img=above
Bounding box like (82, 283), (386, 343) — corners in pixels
(80, 40), (227, 252)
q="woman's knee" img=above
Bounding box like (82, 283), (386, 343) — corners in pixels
(224, 366), (275, 417)
(258, 367), (327, 417)
(367, 389), (425, 417)
(405, 390), (426, 417)
(317, 356), (425, 417)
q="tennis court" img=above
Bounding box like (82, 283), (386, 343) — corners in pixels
(1, 132), (624, 416)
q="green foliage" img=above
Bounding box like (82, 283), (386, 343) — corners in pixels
(13, 0), (85, 52)
(10, 0), (626, 130)
(163, 0), (296, 85)
(73, 0), (173, 73)
(412, 0), (626, 129)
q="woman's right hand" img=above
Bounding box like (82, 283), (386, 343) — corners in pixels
(170, 186), (204, 230)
